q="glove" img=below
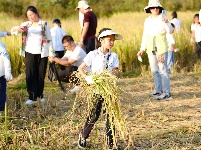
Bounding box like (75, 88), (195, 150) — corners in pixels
(85, 75), (94, 84)
(5, 73), (13, 81)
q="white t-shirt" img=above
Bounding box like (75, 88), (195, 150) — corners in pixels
(140, 14), (173, 51)
(171, 18), (181, 33)
(79, 12), (84, 29)
(50, 25), (67, 51)
(166, 33), (175, 51)
(63, 45), (86, 67)
(20, 19), (52, 57)
(0, 31), (12, 78)
(191, 23), (201, 42)
(83, 48), (119, 74)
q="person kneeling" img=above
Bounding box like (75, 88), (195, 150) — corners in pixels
(48, 35), (86, 93)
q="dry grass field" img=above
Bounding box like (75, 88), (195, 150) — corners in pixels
(1, 71), (200, 150)
(1, 11), (201, 149)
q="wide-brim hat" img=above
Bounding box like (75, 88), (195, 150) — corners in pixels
(144, 0), (164, 13)
(98, 29), (123, 41)
(75, 0), (90, 10)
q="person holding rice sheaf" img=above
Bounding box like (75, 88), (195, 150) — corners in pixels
(137, 0), (173, 100)
(77, 28), (122, 150)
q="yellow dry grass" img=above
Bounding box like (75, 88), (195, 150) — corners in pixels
(1, 71), (200, 149)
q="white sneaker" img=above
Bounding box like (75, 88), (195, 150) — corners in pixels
(25, 99), (37, 105)
(70, 86), (80, 93)
(40, 98), (46, 103)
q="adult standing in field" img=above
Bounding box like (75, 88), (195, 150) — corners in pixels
(51, 18), (67, 70)
(0, 30), (13, 112)
(170, 11), (181, 33)
(137, 0), (173, 100)
(76, 0), (97, 54)
(12, 6), (52, 105)
(48, 35), (86, 93)
(190, 14), (201, 57)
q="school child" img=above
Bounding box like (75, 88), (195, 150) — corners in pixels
(190, 14), (201, 57)
(0, 30), (13, 112)
(166, 23), (177, 73)
(77, 28), (122, 150)
(51, 18), (67, 70)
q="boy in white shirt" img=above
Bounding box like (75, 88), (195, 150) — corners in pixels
(0, 30), (13, 111)
(51, 18), (67, 70)
(190, 14), (201, 57)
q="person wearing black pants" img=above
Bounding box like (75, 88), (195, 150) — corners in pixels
(81, 96), (114, 148)
(25, 52), (48, 102)
(0, 30), (13, 111)
(48, 35), (86, 93)
(14, 6), (52, 105)
(77, 28), (123, 149)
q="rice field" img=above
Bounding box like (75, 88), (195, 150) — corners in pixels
(1, 11), (201, 149)
(0, 11), (200, 76)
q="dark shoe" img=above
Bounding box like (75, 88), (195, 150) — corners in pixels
(78, 133), (86, 149)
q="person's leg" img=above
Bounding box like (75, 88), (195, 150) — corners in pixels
(84, 38), (95, 54)
(106, 114), (115, 149)
(81, 96), (103, 139)
(55, 51), (65, 70)
(0, 77), (6, 111)
(197, 41), (201, 57)
(58, 66), (78, 82)
(157, 52), (171, 96)
(38, 56), (48, 99)
(25, 52), (39, 101)
(148, 53), (162, 93)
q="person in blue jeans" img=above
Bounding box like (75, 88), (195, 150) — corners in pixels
(0, 30), (13, 112)
(137, 0), (173, 100)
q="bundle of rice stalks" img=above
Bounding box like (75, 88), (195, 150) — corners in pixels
(67, 70), (129, 147)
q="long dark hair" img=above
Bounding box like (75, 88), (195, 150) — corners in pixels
(96, 28), (112, 49)
(171, 11), (177, 19)
(25, 6), (39, 18)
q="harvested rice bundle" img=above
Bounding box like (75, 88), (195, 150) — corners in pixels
(69, 70), (129, 148)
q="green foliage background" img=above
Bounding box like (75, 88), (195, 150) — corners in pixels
(0, 0), (201, 18)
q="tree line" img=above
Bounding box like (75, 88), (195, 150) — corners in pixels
(0, 0), (201, 18)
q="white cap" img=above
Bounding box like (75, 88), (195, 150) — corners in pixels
(98, 30), (123, 41)
(75, 1), (90, 10)
(144, 0), (164, 13)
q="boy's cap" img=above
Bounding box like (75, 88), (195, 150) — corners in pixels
(75, 1), (90, 10)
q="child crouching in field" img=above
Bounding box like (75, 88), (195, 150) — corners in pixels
(77, 28), (122, 150)
(0, 30), (13, 112)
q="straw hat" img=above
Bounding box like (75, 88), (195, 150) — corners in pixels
(75, 0), (90, 10)
(98, 29), (123, 41)
(144, 0), (164, 13)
